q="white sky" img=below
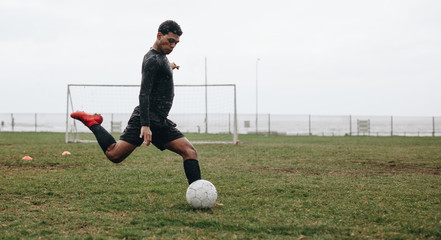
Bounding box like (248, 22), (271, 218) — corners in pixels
(1, 0), (440, 116)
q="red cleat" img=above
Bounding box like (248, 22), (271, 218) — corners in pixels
(70, 111), (103, 128)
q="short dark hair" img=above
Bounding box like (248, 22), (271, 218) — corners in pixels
(158, 20), (183, 36)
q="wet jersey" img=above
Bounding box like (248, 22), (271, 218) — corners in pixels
(136, 49), (174, 126)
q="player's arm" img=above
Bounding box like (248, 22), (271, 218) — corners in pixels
(139, 57), (158, 147)
(139, 126), (152, 146)
(170, 62), (179, 70)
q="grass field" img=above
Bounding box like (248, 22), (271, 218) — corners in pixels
(1, 132), (440, 239)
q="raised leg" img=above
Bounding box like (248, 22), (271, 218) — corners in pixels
(71, 111), (136, 163)
(104, 140), (137, 163)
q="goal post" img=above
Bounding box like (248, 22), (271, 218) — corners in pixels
(65, 84), (238, 144)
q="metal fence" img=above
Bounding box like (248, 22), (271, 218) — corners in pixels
(0, 113), (66, 133)
(1, 113), (440, 137)
(244, 114), (441, 137)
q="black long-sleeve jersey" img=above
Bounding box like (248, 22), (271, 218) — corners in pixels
(135, 49), (174, 127)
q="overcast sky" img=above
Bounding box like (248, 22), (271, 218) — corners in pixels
(1, 0), (440, 116)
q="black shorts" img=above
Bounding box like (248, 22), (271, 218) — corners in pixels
(119, 112), (184, 151)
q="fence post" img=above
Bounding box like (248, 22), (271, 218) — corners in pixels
(268, 114), (271, 135)
(349, 115), (352, 136)
(433, 116), (435, 137)
(308, 114), (312, 136)
(391, 116), (393, 136)
(11, 113), (14, 132)
(35, 113), (37, 132)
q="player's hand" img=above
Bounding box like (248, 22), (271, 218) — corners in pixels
(170, 62), (180, 70)
(140, 126), (152, 147)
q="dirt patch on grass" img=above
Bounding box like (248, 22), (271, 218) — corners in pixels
(385, 164), (441, 176)
(255, 165), (441, 176)
(0, 162), (80, 171)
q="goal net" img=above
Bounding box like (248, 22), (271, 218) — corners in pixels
(65, 84), (238, 144)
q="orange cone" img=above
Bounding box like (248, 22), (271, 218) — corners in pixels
(22, 156), (32, 160)
(62, 151), (71, 156)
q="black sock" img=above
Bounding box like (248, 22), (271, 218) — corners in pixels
(184, 159), (201, 184)
(90, 124), (116, 153)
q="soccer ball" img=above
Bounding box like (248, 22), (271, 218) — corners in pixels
(186, 180), (217, 209)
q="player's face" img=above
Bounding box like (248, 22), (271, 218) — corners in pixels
(157, 32), (180, 55)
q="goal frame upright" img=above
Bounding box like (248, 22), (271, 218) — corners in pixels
(65, 83), (238, 144)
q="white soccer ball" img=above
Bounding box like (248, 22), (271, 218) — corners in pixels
(186, 180), (217, 209)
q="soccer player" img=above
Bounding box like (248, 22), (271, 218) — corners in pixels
(71, 20), (201, 185)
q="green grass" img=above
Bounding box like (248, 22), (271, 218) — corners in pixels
(1, 132), (440, 239)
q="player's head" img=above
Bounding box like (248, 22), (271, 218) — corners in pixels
(158, 20), (183, 36)
(155, 20), (182, 55)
